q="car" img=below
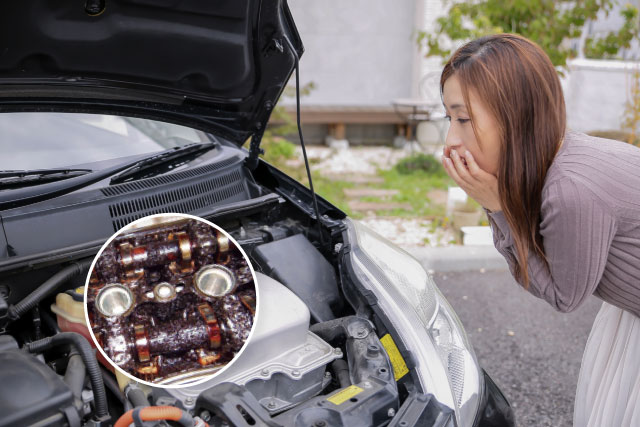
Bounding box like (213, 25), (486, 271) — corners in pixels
(0, 1), (515, 426)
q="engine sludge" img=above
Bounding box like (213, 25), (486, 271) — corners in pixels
(86, 215), (256, 385)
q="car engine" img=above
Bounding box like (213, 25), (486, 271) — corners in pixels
(0, 204), (413, 427)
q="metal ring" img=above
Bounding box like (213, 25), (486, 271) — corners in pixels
(153, 282), (176, 302)
(194, 264), (237, 297)
(95, 283), (134, 317)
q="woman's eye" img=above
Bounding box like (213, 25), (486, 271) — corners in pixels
(457, 118), (470, 124)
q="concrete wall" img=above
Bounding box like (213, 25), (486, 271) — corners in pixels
(562, 59), (638, 133)
(285, 0), (418, 106)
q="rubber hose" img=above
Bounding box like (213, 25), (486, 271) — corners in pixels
(332, 359), (351, 388)
(114, 406), (200, 427)
(8, 259), (92, 321)
(124, 384), (150, 408)
(64, 353), (86, 401)
(25, 332), (109, 420)
(101, 368), (126, 405)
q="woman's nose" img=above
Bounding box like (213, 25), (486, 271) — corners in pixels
(445, 125), (463, 149)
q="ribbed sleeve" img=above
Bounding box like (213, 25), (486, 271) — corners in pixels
(485, 130), (640, 317)
(488, 178), (617, 312)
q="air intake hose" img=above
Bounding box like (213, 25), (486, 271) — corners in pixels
(25, 332), (109, 421)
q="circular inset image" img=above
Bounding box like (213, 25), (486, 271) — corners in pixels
(85, 213), (257, 387)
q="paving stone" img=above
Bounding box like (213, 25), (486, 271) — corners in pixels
(324, 173), (385, 184)
(348, 201), (412, 212)
(343, 188), (399, 198)
(426, 189), (448, 205)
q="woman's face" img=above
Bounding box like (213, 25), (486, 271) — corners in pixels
(442, 74), (502, 176)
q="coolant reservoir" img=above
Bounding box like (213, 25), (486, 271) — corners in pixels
(51, 287), (111, 368)
(51, 287), (90, 339)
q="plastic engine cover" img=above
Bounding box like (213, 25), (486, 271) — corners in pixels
(163, 272), (340, 410)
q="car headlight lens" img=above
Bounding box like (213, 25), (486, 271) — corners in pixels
(348, 219), (482, 426)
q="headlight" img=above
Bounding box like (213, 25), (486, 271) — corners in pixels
(348, 219), (482, 427)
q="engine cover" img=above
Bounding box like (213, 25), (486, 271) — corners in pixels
(162, 273), (340, 411)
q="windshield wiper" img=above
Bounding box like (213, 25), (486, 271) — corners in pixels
(109, 142), (215, 184)
(0, 142), (215, 211)
(0, 168), (92, 189)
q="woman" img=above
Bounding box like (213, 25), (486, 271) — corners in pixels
(439, 33), (640, 426)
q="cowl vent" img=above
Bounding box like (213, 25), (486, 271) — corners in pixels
(101, 156), (239, 197)
(108, 168), (247, 231)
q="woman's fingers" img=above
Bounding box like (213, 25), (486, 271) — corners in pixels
(464, 150), (490, 180)
(442, 156), (464, 187)
(450, 149), (474, 185)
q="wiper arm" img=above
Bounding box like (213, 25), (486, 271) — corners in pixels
(0, 168), (92, 189)
(110, 142), (215, 184)
(0, 142), (215, 211)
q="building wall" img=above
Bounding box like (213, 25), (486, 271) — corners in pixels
(284, 0), (638, 139)
(562, 59), (638, 133)
(285, 0), (418, 106)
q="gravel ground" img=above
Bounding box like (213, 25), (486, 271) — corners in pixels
(299, 145), (459, 246)
(357, 217), (456, 247)
(433, 270), (601, 427)
(304, 145), (415, 175)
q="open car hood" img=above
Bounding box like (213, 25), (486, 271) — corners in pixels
(0, 0), (302, 146)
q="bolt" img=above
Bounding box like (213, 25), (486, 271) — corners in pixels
(261, 368), (269, 376)
(267, 401), (276, 409)
(334, 348), (342, 356)
(200, 411), (211, 422)
(363, 381), (372, 389)
(314, 421), (327, 427)
(185, 397), (194, 405)
(292, 370), (301, 377)
(85, 0), (106, 16)
(388, 408), (396, 418)
(367, 344), (379, 357)
(356, 328), (367, 337)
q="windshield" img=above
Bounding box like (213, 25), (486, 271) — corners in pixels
(0, 113), (209, 170)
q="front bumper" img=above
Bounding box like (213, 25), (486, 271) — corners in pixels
(474, 370), (516, 427)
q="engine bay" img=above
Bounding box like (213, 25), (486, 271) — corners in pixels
(0, 171), (423, 427)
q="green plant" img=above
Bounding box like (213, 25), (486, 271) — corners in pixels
(418, 0), (639, 71)
(260, 137), (297, 165)
(394, 154), (447, 176)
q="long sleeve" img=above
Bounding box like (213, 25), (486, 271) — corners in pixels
(487, 177), (617, 313)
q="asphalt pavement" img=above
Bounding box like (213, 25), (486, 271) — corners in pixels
(431, 269), (601, 427)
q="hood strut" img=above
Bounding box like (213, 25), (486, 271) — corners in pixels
(285, 37), (326, 248)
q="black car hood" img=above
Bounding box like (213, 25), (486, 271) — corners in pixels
(0, 0), (302, 146)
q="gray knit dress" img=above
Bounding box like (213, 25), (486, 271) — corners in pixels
(486, 130), (640, 426)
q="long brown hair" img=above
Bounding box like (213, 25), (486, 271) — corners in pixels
(440, 33), (566, 288)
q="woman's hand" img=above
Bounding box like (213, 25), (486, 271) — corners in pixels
(442, 148), (502, 212)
